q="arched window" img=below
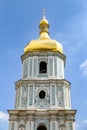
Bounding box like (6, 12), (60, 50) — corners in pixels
(37, 125), (47, 130)
(19, 124), (25, 130)
(39, 61), (47, 73)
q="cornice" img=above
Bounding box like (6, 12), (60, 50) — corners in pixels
(15, 79), (71, 89)
(8, 109), (76, 121)
(21, 51), (66, 65)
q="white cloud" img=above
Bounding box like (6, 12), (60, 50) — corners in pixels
(0, 111), (9, 121)
(75, 123), (80, 128)
(76, 121), (87, 130)
(83, 120), (87, 124)
(80, 59), (87, 76)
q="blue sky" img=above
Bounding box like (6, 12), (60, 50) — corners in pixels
(0, 0), (87, 130)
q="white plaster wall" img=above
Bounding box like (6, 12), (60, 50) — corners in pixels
(15, 84), (71, 109)
(15, 122), (18, 130)
(22, 55), (65, 80)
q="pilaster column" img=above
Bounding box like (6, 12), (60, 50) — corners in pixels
(26, 120), (29, 130)
(19, 87), (22, 107)
(14, 121), (18, 130)
(8, 121), (11, 130)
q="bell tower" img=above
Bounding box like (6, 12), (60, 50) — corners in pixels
(8, 14), (76, 130)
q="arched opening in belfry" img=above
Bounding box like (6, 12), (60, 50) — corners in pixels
(19, 125), (25, 130)
(39, 61), (47, 73)
(37, 125), (47, 130)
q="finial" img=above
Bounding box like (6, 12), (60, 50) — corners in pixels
(43, 8), (46, 19)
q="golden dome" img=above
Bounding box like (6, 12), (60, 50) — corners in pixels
(40, 18), (49, 25)
(24, 16), (63, 54)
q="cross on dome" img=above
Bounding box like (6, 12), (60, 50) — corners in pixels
(43, 8), (46, 19)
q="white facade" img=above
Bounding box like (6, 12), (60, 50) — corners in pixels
(8, 18), (76, 130)
(22, 55), (64, 79)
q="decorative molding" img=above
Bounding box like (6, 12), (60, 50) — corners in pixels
(35, 86), (50, 108)
(10, 115), (18, 121)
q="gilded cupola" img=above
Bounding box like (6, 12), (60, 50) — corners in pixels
(24, 13), (63, 54)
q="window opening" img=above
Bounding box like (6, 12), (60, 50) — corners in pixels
(37, 126), (47, 130)
(39, 61), (47, 73)
(39, 90), (46, 99)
